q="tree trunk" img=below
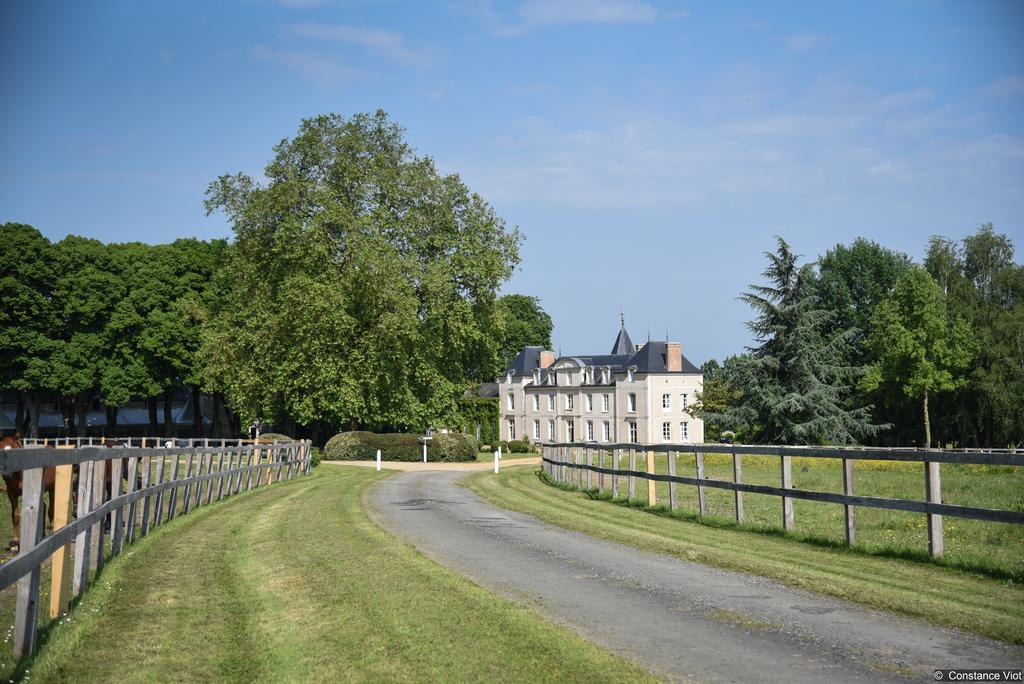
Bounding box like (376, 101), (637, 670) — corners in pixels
(191, 386), (203, 438)
(15, 391), (25, 435)
(148, 397), (158, 436)
(923, 389), (931, 449)
(163, 388), (173, 438)
(76, 397), (88, 437)
(26, 392), (39, 438)
(210, 393), (222, 438)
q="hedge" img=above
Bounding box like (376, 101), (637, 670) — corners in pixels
(323, 431), (477, 462)
(255, 432), (292, 443)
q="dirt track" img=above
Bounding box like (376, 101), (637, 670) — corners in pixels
(369, 469), (1024, 683)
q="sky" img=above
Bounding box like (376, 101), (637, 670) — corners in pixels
(2, 1), (1023, 365)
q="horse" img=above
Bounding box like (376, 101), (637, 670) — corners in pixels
(1, 434), (57, 552)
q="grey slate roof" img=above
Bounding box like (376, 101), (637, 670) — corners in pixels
(610, 325), (635, 355)
(627, 340), (701, 374)
(505, 346), (545, 376)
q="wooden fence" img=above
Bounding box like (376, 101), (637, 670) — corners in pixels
(0, 439), (313, 658)
(541, 442), (1023, 560)
(21, 436), (262, 448)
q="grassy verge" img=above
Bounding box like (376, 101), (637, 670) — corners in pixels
(462, 465), (1024, 644)
(14, 466), (654, 682)
(474, 450), (539, 463)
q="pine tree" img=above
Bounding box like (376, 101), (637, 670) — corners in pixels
(721, 237), (884, 445)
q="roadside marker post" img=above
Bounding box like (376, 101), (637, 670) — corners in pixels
(494, 445), (501, 474)
(376, 449), (381, 471)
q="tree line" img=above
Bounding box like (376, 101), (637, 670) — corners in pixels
(1, 111), (545, 440)
(695, 225), (1023, 448)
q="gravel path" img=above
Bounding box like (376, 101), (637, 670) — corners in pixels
(369, 470), (1024, 683)
(322, 457), (540, 472)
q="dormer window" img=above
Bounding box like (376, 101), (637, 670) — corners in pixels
(505, 371), (513, 384)
(627, 366), (636, 382)
(533, 369), (541, 384)
(601, 366), (610, 384)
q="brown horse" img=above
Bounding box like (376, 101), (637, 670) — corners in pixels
(1, 434), (57, 552)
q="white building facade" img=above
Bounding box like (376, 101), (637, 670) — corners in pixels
(498, 322), (705, 445)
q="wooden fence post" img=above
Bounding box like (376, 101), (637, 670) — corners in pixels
(732, 447), (744, 524)
(843, 458), (855, 545)
(110, 457), (124, 555)
(89, 459), (107, 574)
(667, 451), (677, 511)
(139, 457), (153, 537)
(124, 457), (139, 545)
(646, 449), (656, 506)
(622, 448), (630, 501)
(166, 454), (181, 520)
(781, 454), (794, 531)
(154, 455), (167, 526)
(49, 464), (74, 620)
(209, 452), (223, 504)
(695, 450), (707, 518)
(611, 449), (619, 498)
(73, 461), (93, 596)
(573, 448), (580, 488)
(182, 451), (195, 513)
(925, 459), (944, 558)
(247, 446), (259, 491)
(216, 451), (228, 501)
(586, 448), (593, 490)
(13, 468), (45, 657)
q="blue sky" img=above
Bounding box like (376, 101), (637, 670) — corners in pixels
(2, 1), (1022, 365)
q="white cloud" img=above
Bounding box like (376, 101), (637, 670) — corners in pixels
(250, 45), (365, 90)
(784, 33), (829, 53)
(981, 74), (1024, 98)
(519, 0), (656, 27)
(284, 22), (434, 67)
(461, 0), (657, 35)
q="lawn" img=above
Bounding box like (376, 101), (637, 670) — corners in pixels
(463, 464), (1024, 644)
(5, 465), (654, 682)
(474, 450), (539, 463)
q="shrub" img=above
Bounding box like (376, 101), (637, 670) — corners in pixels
(507, 440), (531, 453)
(256, 432), (292, 443)
(322, 432), (477, 462)
(309, 447), (322, 467)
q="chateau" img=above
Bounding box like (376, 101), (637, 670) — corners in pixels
(498, 319), (705, 445)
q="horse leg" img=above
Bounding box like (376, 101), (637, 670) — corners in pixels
(6, 487), (20, 551)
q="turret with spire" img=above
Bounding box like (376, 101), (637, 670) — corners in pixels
(610, 311), (636, 355)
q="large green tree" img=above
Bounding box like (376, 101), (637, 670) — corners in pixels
(203, 111), (520, 432)
(715, 238), (882, 445)
(496, 294), (553, 371)
(864, 268), (974, 448)
(0, 224), (59, 435)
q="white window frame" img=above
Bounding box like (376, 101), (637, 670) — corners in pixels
(662, 422), (671, 441)
(628, 421), (637, 443)
(586, 394), (593, 412)
(548, 420), (555, 440)
(662, 393), (670, 410)
(681, 421), (689, 441)
(533, 420), (540, 440)
(507, 393), (514, 411)
(567, 420), (575, 442)
(548, 394), (555, 411)
(566, 394), (574, 410)
(507, 418), (515, 440)
(628, 393), (637, 412)
(602, 421), (610, 442)
(586, 420), (594, 442)
(532, 394), (539, 412)
(681, 393), (688, 411)
(602, 394), (610, 412)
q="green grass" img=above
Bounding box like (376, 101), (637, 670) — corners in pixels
(474, 450), (539, 463)
(463, 464), (1024, 644)
(10, 466), (655, 682)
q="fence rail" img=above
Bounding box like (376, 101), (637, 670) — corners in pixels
(0, 439), (313, 658)
(20, 436), (265, 449)
(540, 442), (1024, 563)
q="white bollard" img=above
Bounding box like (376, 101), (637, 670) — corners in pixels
(376, 449), (381, 471)
(422, 442), (427, 463)
(494, 448), (500, 474)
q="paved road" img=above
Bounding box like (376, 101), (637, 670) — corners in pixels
(369, 470), (1024, 683)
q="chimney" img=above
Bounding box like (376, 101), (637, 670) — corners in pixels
(666, 342), (682, 372)
(539, 350), (555, 369)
